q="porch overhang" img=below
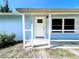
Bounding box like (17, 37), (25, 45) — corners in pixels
(20, 13), (79, 16)
(16, 8), (79, 16)
(16, 8), (79, 13)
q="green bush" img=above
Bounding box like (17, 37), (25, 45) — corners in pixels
(0, 33), (16, 48)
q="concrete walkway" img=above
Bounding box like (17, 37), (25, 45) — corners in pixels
(69, 49), (79, 57)
(38, 49), (48, 58)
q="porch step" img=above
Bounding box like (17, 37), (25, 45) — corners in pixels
(25, 39), (49, 48)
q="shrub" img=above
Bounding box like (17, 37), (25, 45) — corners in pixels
(0, 33), (16, 48)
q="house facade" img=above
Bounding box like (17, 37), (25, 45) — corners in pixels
(0, 8), (79, 48)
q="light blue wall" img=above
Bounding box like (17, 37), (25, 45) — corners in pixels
(0, 15), (32, 40)
(0, 15), (23, 40)
(1, 15), (79, 40)
(25, 31), (31, 40)
(51, 34), (79, 40)
(25, 16), (32, 29)
(45, 18), (48, 39)
(25, 16), (32, 40)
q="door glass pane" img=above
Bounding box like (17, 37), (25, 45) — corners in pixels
(37, 19), (43, 23)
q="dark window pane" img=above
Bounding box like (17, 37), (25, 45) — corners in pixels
(52, 26), (62, 30)
(52, 19), (62, 25)
(64, 19), (74, 25)
(64, 19), (74, 30)
(64, 26), (74, 30)
(37, 19), (42, 23)
(64, 19), (74, 33)
(52, 19), (62, 30)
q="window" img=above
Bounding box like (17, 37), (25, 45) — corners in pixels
(52, 18), (75, 33)
(64, 19), (74, 33)
(52, 19), (62, 33)
(37, 19), (43, 23)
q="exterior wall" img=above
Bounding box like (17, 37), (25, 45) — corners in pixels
(25, 16), (32, 29)
(0, 15), (33, 40)
(51, 16), (79, 40)
(51, 34), (79, 40)
(1, 15), (79, 40)
(25, 16), (32, 40)
(45, 18), (48, 39)
(0, 15), (23, 40)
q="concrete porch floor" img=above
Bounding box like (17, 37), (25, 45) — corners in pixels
(25, 39), (49, 48)
(25, 39), (79, 48)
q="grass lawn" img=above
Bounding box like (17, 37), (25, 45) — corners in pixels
(46, 48), (79, 59)
(0, 43), (79, 59)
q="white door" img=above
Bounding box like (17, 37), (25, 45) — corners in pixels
(35, 17), (45, 38)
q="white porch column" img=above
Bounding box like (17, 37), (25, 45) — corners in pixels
(48, 13), (51, 48)
(31, 16), (34, 48)
(31, 17), (34, 40)
(22, 14), (26, 48)
(62, 18), (64, 33)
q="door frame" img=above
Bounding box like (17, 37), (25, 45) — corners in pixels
(34, 16), (46, 38)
